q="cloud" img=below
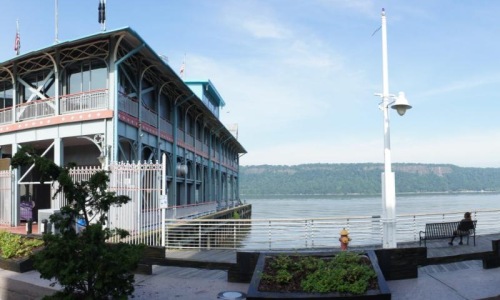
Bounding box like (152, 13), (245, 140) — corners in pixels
(392, 130), (500, 168)
(240, 136), (382, 166)
(241, 19), (291, 39)
(240, 129), (500, 168)
(418, 74), (500, 99)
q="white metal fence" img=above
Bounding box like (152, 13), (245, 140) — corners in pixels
(0, 170), (13, 226)
(107, 161), (163, 245)
(53, 161), (164, 245)
(53, 166), (103, 209)
(50, 161), (220, 246)
(161, 209), (500, 250)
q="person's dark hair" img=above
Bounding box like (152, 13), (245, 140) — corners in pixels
(464, 212), (471, 219)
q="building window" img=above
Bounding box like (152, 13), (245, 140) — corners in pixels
(0, 82), (13, 109)
(67, 61), (107, 94)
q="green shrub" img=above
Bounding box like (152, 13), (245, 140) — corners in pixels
(11, 146), (144, 299)
(260, 252), (377, 295)
(301, 252), (376, 294)
(0, 231), (43, 259)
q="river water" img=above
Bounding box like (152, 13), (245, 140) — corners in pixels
(243, 193), (500, 219)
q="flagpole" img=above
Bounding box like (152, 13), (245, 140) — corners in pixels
(103, 0), (106, 31)
(55, 0), (59, 43)
(99, 0), (107, 31)
(180, 53), (186, 78)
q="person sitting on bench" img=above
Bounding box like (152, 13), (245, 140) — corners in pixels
(449, 212), (474, 246)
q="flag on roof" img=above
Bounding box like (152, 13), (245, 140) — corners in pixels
(98, 0), (106, 24)
(14, 20), (20, 55)
(180, 62), (185, 78)
(179, 53), (186, 78)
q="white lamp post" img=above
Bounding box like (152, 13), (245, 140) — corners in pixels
(376, 8), (412, 249)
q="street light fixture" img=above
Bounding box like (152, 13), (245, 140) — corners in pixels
(376, 8), (412, 249)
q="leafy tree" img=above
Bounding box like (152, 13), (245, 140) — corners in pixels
(11, 146), (144, 299)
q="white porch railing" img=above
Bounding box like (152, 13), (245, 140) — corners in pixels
(0, 90), (109, 125)
(0, 108), (13, 125)
(159, 209), (500, 250)
(60, 89), (108, 114)
(17, 98), (56, 121)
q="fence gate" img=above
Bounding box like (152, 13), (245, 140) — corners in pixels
(107, 161), (163, 245)
(45, 161), (163, 246)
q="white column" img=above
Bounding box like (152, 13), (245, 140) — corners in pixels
(53, 137), (63, 166)
(53, 138), (64, 209)
(11, 143), (19, 226)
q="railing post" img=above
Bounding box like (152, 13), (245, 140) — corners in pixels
(198, 223), (201, 249)
(233, 220), (236, 249)
(166, 224), (169, 249)
(413, 215), (417, 242)
(305, 220), (308, 248)
(268, 220), (272, 250)
(311, 219), (315, 248)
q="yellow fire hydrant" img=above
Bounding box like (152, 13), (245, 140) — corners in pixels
(339, 228), (351, 251)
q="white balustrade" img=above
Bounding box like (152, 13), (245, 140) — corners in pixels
(0, 108), (12, 125)
(17, 98), (56, 121)
(60, 90), (108, 114)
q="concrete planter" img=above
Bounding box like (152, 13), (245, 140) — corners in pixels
(246, 250), (391, 300)
(0, 255), (34, 273)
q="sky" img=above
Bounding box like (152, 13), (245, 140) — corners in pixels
(1, 1), (500, 168)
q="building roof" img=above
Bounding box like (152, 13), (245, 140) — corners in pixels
(184, 80), (226, 108)
(0, 27), (246, 154)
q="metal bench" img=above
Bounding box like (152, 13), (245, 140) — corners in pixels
(419, 220), (477, 247)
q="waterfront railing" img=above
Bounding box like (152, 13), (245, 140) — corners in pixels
(160, 209), (500, 250)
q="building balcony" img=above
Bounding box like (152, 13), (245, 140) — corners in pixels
(0, 89), (110, 125)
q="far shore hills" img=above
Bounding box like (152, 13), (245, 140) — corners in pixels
(240, 163), (500, 196)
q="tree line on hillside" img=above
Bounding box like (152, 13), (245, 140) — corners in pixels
(239, 163), (500, 195)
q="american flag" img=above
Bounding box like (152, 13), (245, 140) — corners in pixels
(14, 30), (20, 55)
(179, 62), (185, 78)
